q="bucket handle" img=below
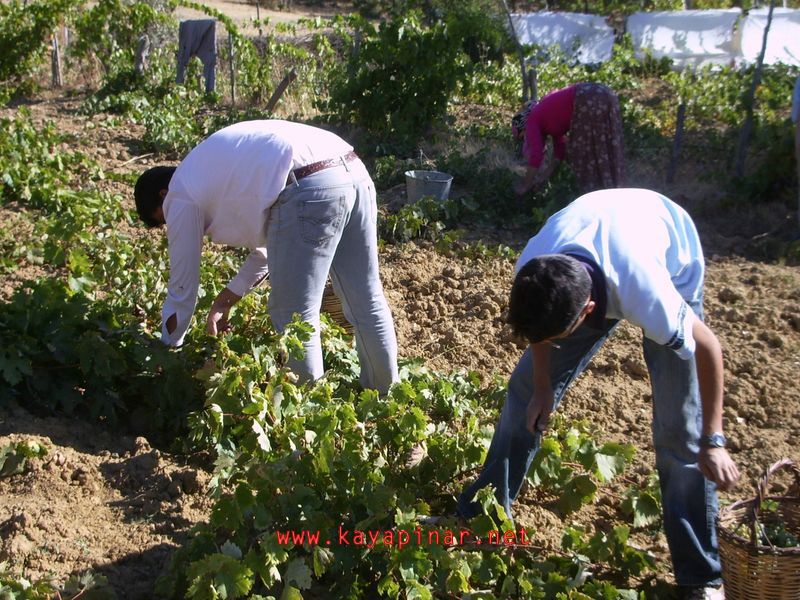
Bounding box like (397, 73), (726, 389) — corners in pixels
(747, 458), (800, 547)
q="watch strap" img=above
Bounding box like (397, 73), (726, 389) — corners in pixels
(699, 432), (727, 448)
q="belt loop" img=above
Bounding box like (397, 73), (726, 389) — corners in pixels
(289, 170), (299, 186)
(341, 154), (351, 172)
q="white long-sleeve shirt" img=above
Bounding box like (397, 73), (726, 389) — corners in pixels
(516, 189), (704, 359)
(161, 120), (352, 345)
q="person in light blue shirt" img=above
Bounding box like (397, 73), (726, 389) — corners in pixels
(458, 189), (740, 600)
(792, 76), (800, 225)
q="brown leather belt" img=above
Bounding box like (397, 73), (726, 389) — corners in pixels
(288, 150), (359, 185)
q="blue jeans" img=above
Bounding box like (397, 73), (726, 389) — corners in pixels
(265, 157), (399, 394)
(458, 301), (721, 587)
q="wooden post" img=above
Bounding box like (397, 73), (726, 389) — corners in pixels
(255, 0), (263, 38)
(265, 68), (298, 114)
(228, 31), (236, 106)
(527, 68), (537, 103)
(348, 30), (362, 81)
(134, 34), (150, 75)
(734, 0), (776, 178)
(666, 103), (686, 184)
(498, 0), (531, 102)
(51, 34), (62, 88)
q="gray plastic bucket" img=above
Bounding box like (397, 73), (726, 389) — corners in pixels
(405, 170), (453, 203)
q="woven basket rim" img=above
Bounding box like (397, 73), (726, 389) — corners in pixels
(717, 495), (800, 556)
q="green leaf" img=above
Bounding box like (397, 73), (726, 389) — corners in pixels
(283, 559), (312, 590)
(279, 586), (303, 600)
(404, 580), (432, 600)
(61, 571), (117, 600)
(313, 435), (334, 476)
(186, 554), (253, 599)
(220, 541), (243, 560)
(251, 420), (271, 453)
(445, 559), (471, 594)
(594, 451), (626, 482)
(377, 575), (400, 597)
(631, 492), (661, 528)
(528, 437), (562, 485)
(0, 349), (31, 386)
(0, 441), (46, 478)
(311, 547), (333, 578)
(555, 474), (598, 515)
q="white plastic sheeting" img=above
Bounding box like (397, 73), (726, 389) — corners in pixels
(626, 9), (742, 69)
(510, 9), (800, 69)
(739, 8), (800, 67)
(510, 11), (615, 65)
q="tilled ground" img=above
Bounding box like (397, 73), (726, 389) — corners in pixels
(1, 77), (799, 599)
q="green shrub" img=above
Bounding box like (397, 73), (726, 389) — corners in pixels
(68, 0), (170, 75)
(324, 13), (468, 153)
(0, 0), (73, 100)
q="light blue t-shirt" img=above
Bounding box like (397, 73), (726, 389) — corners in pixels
(516, 189), (704, 359)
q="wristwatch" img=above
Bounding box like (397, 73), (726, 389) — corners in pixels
(699, 432), (727, 448)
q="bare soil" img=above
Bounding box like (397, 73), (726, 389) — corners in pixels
(2, 7), (800, 597)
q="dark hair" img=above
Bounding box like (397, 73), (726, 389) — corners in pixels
(134, 166), (176, 227)
(508, 254), (592, 344)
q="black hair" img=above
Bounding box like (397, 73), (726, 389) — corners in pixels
(134, 166), (176, 227)
(507, 254), (592, 344)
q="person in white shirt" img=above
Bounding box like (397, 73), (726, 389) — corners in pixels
(457, 189), (739, 600)
(133, 120), (399, 393)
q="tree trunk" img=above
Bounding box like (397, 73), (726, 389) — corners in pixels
(498, 0), (531, 101)
(734, 0), (776, 178)
(666, 103), (686, 184)
(228, 32), (236, 105)
(51, 34), (62, 88)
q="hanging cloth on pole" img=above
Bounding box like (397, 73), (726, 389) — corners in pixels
(176, 19), (217, 93)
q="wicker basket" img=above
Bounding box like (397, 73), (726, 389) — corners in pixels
(320, 279), (354, 335)
(717, 458), (800, 600)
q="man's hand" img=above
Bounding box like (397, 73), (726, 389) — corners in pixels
(698, 447), (740, 491)
(514, 166), (539, 197)
(206, 305), (232, 336)
(526, 387), (555, 435)
(206, 287), (242, 336)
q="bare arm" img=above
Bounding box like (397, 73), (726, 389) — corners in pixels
(206, 247), (267, 337)
(206, 287), (242, 336)
(514, 157), (560, 196)
(514, 166), (540, 196)
(693, 318), (740, 491)
(526, 343), (556, 434)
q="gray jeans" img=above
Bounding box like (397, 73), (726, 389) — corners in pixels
(266, 157), (398, 393)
